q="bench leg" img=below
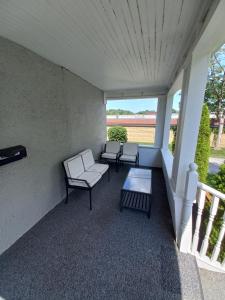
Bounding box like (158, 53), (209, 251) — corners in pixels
(65, 186), (69, 204)
(116, 160), (120, 172)
(89, 189), (92, 210)
(108, 167), (110, 182)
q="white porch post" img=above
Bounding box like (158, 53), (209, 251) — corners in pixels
(178, 163), (198, 252)
(162, 70), (183, 150)
(171, 54), (209, 251)
(155, 95), (167, 148)
(162, 93), (173, 150)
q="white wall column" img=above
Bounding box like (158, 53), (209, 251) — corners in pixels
(162, 69), (183, 151)
(172, 54), (209, 197)
(162, 93), (173, 150)
(171, 54), (209, 250)
(155, 95), (167, 148)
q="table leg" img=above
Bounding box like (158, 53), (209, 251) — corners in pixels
(120, 190), (124, 212)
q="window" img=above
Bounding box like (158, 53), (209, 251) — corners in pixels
(169, 90), (181, 154)
(106, 98), (158, 146)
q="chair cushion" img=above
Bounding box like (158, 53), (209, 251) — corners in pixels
(101, 152), (117, 160)
(88, 163), (109, 175)
(64, 155), (84, 179)
(106, 141), (120, 154)
(80, 149), (95, 170)
(123, 143), (138, 156)
(119, 154), (136, 162)
(69, 171), (101, 187)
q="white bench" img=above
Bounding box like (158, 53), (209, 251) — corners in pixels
(63, 149), (109, 210)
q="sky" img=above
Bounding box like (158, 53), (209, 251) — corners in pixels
(106, 91), (181, 113)
(107, 98), (158, 112)
(172, 90), (182, 111)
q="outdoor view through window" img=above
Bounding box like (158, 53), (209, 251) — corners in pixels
(106, 98), (158, 146)
(170, 90), (182, 154)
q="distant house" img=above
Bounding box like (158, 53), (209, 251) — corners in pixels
(106, 114), (178, 127)
(107, 113), (225, 128)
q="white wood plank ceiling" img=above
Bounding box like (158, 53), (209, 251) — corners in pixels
(0, 0), (211, 92)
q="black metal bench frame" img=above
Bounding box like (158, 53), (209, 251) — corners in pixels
(62, 163), (110, 210)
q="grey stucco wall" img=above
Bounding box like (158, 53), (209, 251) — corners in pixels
(0, 37), (105, 254)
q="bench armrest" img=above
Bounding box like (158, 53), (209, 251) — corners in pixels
(66, 176), (90, 188)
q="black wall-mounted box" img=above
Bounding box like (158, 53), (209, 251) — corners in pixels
(0, 145), (27, 166)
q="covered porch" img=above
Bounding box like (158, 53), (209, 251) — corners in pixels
(1, 0), (225, 299)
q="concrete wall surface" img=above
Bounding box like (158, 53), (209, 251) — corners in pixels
(139, 147), (161, 168)
(0, 37), (105, 254)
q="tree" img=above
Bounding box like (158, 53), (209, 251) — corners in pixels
(195, 104), (211, 182)
(206, 165), (225, 262)
(205, 44), (225, 149)
(171, 126), (177, 154)
(106, 109), (134, 115)
(137, 110), (155, 114)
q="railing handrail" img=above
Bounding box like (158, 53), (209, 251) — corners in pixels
(197, 181), (225, 201)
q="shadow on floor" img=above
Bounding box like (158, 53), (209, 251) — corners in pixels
(0, 167), (202, 299)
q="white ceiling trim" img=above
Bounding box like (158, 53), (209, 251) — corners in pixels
(105, 86), (168, 100)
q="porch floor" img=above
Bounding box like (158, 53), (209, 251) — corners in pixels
(0, 167), (203, 299)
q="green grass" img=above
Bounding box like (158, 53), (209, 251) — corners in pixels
(210, 147), (225, 159)
(168, 144), (173, 152)
(167, 145), (225, 159)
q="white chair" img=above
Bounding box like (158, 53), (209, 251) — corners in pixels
(100, 141), (121, 170)
(63, 150), (109, 210)
(119, 143), (139, 167)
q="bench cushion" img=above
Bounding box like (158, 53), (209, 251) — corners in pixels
(119, 154), (136, 162)
(64, 155), (84, 179)
(88, 163), (109, 175)
(81, 149), (95, 170)
(69, 171), (101, 187)
(101, 152), (117, 160)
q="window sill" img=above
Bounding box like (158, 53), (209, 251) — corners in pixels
(138, 144), (159, 149)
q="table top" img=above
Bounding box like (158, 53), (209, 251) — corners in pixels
(122, 176), (151, 194)
(128, 168), (152, 179)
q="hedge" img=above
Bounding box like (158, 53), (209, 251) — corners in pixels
(206, 165), (225, 262)
(108, 126), (127, 143)
(195, 104), (211, 183)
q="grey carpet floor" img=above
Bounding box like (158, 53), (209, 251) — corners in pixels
(0, 167), (203, 300)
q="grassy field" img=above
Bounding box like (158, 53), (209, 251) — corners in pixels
(168, 145), (225, 159)
(107, 126), (225, 158)
(210, 147), (225, 159)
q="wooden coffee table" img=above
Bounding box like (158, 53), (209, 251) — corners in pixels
(120, 168), (152, 218)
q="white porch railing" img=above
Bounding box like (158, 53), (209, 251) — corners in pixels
(191, 181), (225, 273)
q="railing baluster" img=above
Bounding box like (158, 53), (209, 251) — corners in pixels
(200, 196), (220, 257)
(211, 211), (225, 262)
(193, 182), (225, 271)
(192, 189), (206, 253)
